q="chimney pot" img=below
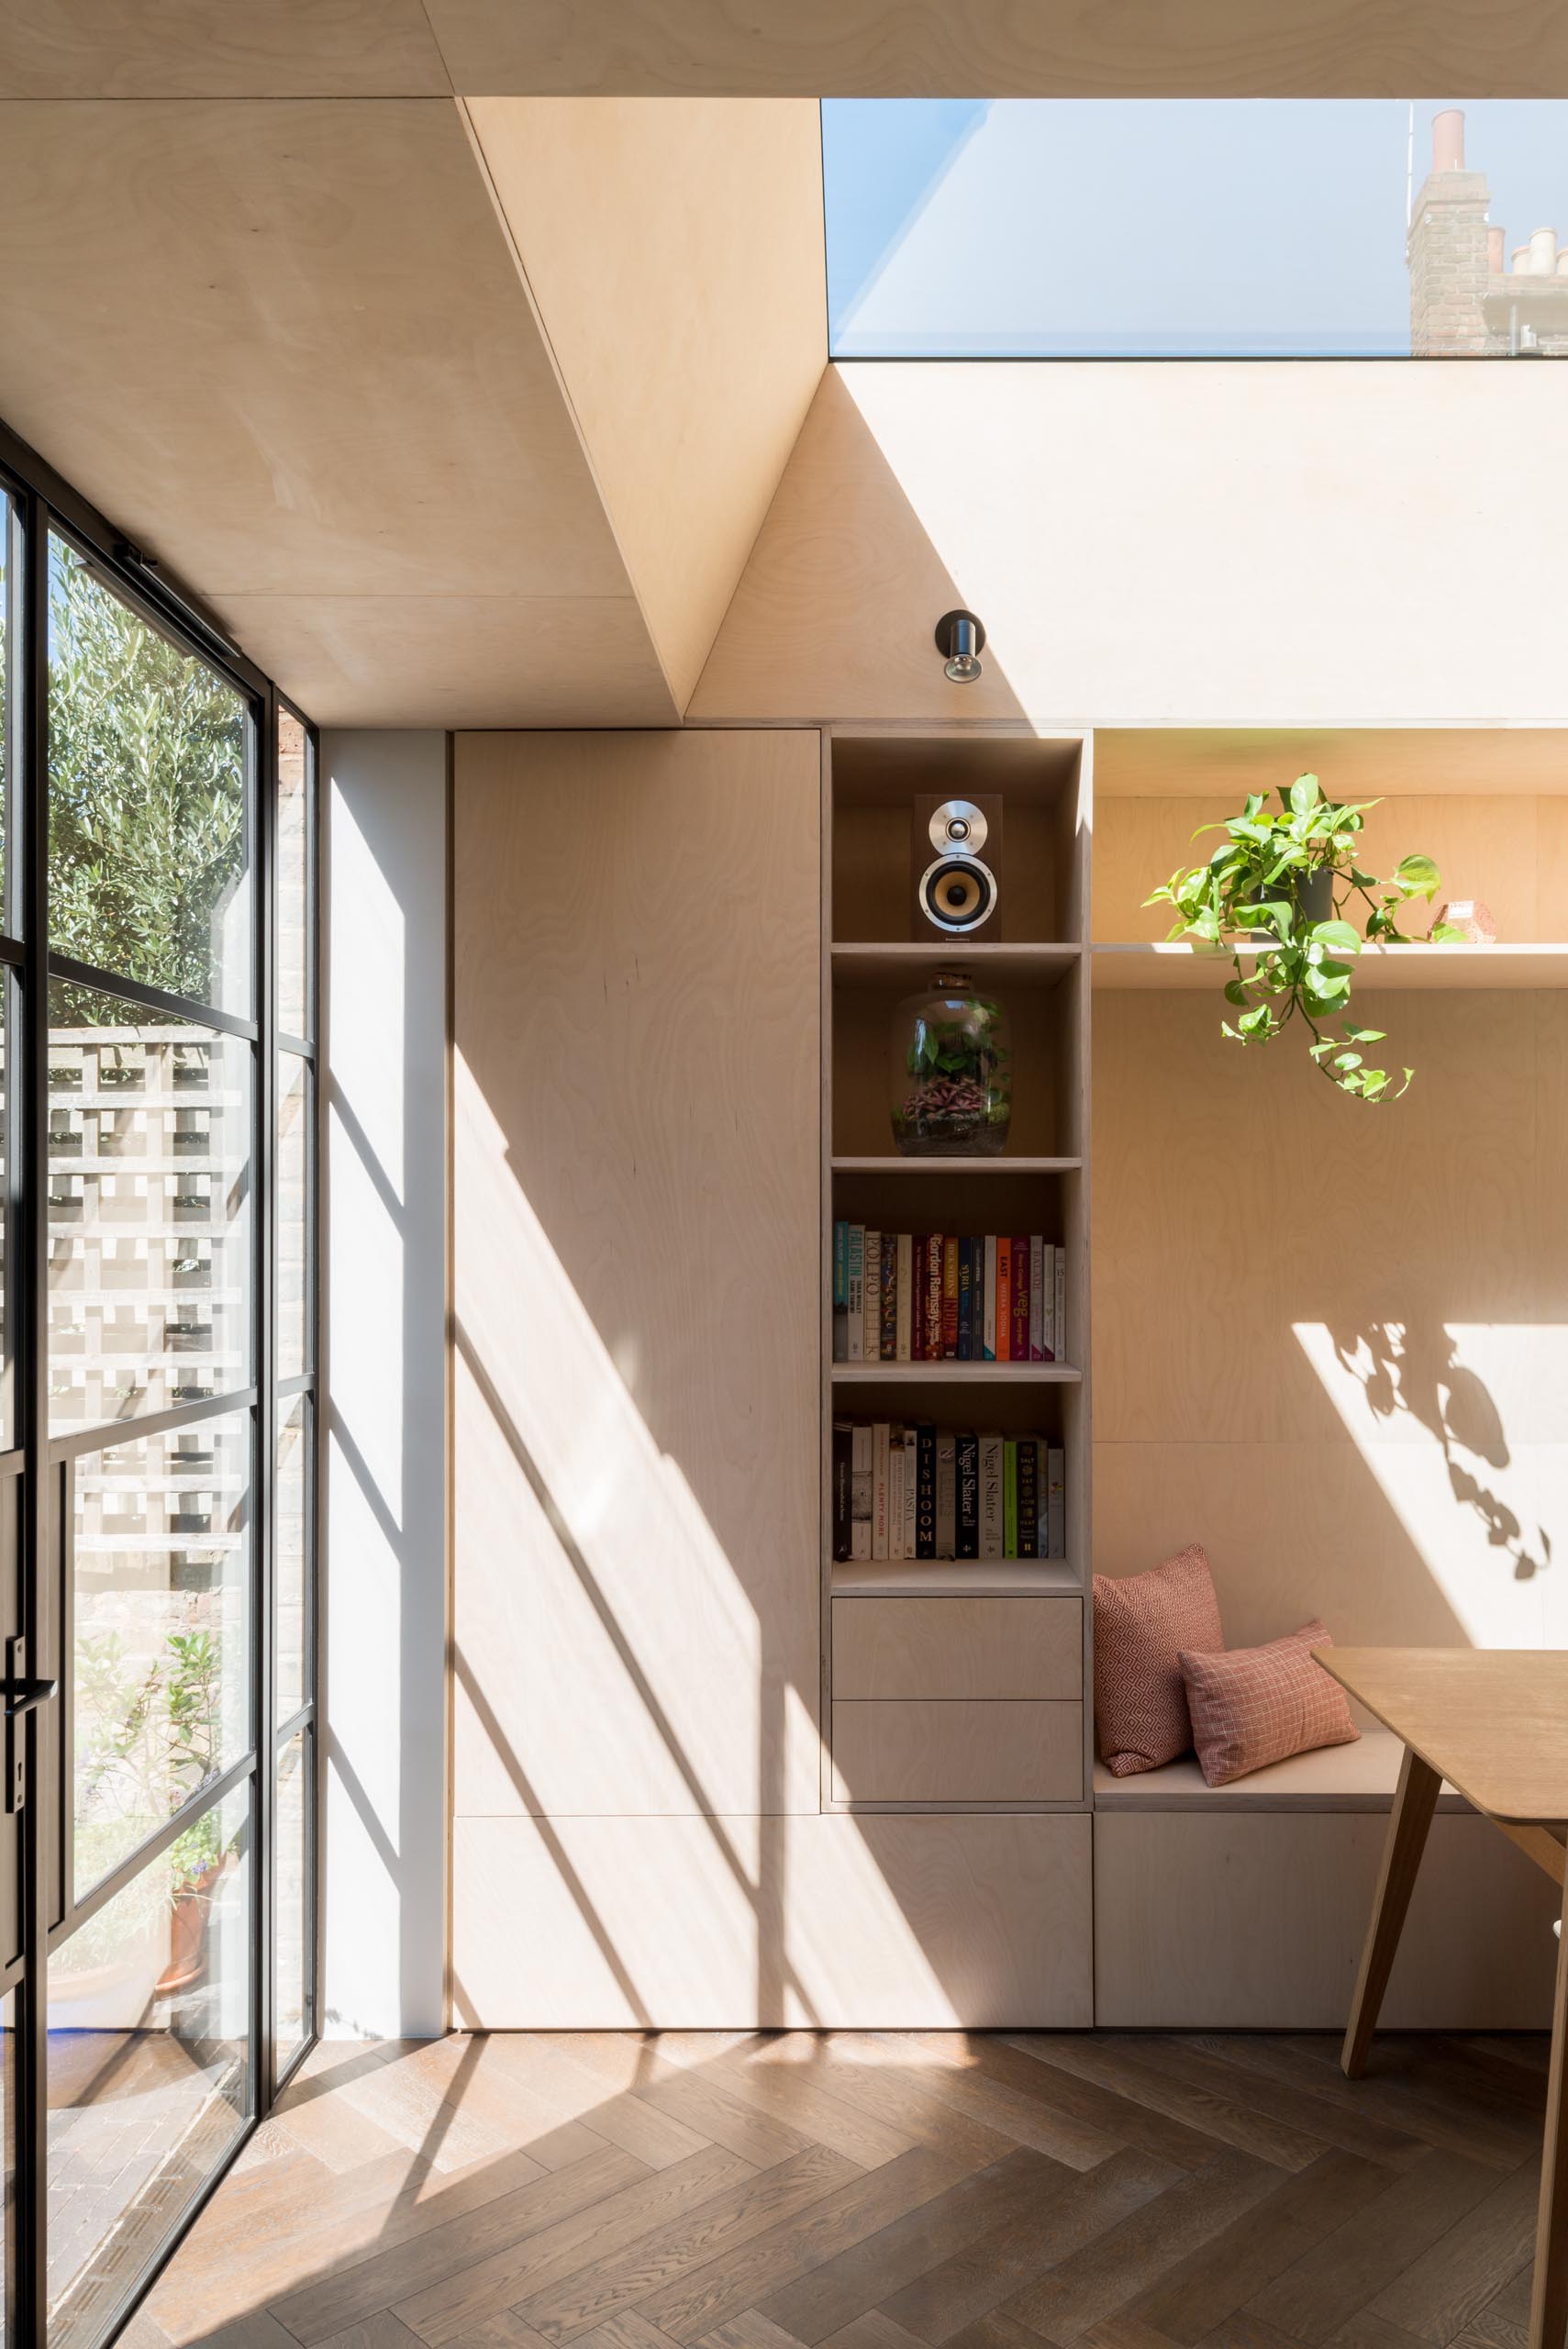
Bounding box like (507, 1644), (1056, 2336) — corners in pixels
(1529, 226), (1558, 275)
(1487, 226), (1507, 273)
(1432, 107), (1465, 172)
(1512, 244), (1531, 274)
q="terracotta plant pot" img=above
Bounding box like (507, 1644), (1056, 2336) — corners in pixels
(156, 1856), (230, 1997)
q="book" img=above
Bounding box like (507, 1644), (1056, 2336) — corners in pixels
(1046, 1444), (1067, 1561)
(911, 1234), (927, 1361)
(925, 1232), (944, 1362)
(1004, 1437), (1018, 1557)
(956, 1431), (979, 1559)
(978, 1431), (1005, 1559)
(935, 1430), (957, 1560)
(902, 1429), (917, 1557)
(956, 1236), (973, 1361)
(831, 1419), (853, 1561)
(847, 1224), (865, 1363)
(915, 1423), (937, 1558)
(864, 1231), (882, 1366)
(879, 1232), (898, 1362)
(1054, 1246), (1067, 1364)
(832, 1224), (849, 1363)
(895, 1233), (913, 1362)
(1017, 1434), (1040, 1558)
(1029, 1235), (1045, 1362)
(888, 1424), (905, 1560)
(982, 1236), (997, 1361)
(872, 1419), (890, 1560)
(995, 1236), (1012, 1362)
(1040, 1242), (1056, 1361)
(942, 1235), (960, 1359)
(1010, 1236), (1030, 1364)
(851, 1423), (873, 1560)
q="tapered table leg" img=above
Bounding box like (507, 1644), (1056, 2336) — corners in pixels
(1341, 1742), (1441, 2080)
(1529, 1870), (1568, 2348)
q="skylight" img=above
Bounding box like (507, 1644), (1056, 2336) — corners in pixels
(822, 99), (1568, 357)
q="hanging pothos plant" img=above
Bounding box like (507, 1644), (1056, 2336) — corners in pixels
(1144, 774), (1463, 1103)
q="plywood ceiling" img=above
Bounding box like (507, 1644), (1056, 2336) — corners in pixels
(0, 94), (824, 725)
(6, 0), (1568, 97)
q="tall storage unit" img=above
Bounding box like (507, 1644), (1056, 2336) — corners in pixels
(451, 728), (1089, 2027)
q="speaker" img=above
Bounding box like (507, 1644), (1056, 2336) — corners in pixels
(911, 794), (1004, 939)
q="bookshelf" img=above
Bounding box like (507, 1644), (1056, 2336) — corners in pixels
(822, 729), (1094, 1813)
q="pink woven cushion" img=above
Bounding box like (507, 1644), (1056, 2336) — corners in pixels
(1178, 1619), (1360, 1787)
(1093, 1544), (1224, 1776)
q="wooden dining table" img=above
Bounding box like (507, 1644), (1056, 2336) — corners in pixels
(1317, 1649), (1568, 2349)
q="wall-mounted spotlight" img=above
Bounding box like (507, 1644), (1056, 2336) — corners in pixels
(936, 609), (985, 685)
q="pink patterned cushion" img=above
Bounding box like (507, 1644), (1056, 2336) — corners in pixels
(1093, 1545), (1224, 1776)
(1179, 1619), (1360, 1787)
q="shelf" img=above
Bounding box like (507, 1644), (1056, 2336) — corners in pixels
(831, 1361), (1081, 1385)
(1092, 941), (1568, 990)
(832, 943), (1080, 989)
(832, 1560), (1081, 1598)
(832, 1155), (1082, 1174)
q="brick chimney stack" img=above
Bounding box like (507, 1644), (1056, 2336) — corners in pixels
(1407, 108), (1494, 353)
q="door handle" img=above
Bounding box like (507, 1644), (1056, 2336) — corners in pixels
(3, 1677), (56, 1716)
(3, 1640), (54, 1814)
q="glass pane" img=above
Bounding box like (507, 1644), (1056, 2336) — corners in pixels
(47, 1784), (249, 2349)
(277, 1053), (310, 1381)
(0, 1989), (13, 2348)
(275, 1394), (309, 1730)
(274, 1727), (309, 2068)
(0, 492), (15, 929)
(72, 1409), (251, 1899)
(0, 975), (11, 1453)
(48, 534), (252, 1016)
(49, 982), (252, 1435)
(824, 98), (1568, 357)
(277, 710), (311, 1041)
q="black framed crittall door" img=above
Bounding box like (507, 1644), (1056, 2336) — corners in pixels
(0, 421), (320, 2346)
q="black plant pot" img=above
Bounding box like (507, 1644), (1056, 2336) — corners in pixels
(1247, 865), (1335, 940)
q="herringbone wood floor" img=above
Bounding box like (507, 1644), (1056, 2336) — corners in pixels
(124, 2031), (1554, 2349)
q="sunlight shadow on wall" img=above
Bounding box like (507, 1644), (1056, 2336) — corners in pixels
(1296, 1319), (1560, 1643)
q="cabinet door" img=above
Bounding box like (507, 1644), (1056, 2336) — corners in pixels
(453, 729), (822, 1822)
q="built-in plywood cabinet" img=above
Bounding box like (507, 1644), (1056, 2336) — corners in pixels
(451, 721), (1567, 2029)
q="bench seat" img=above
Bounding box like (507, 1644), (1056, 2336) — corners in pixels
(1091, 1731), (1469, 1811)
(1092, 1731), (1556, 2028)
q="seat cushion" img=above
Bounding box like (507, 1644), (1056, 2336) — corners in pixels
(1179, 1618), (1360, 1787)
(1092, 1544), (1224, 1776)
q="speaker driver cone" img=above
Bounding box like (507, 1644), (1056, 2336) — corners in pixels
(919, 854), (996, 933)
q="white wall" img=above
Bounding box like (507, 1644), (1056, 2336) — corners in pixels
(322, 729), (449, 2039)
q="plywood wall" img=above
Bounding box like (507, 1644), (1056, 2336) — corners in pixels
(691, 363), (1568, 729)
(1095, 795), (1568, 944)
(453, 729), (824, 1842)
(1092, 985), (1568, 1657)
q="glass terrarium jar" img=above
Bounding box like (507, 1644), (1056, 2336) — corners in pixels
(890, 971), (1012, 1156)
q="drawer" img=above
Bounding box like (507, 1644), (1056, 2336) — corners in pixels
(832, 1596), (1082, 1700)
(831, 1699), (1084, 1804)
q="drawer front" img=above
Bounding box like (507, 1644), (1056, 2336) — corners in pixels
(831, 1699), (1084, 1804)
(832, 1596), (1082, 1700)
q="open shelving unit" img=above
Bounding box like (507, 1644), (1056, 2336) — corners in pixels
(821, 728), (1094, 1812)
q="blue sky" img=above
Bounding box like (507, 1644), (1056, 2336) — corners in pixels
(823, 100), (1568, 354)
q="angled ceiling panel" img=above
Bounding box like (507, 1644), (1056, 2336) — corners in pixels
(0, 97), (678, 724)
(466, 96), (827, 707)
